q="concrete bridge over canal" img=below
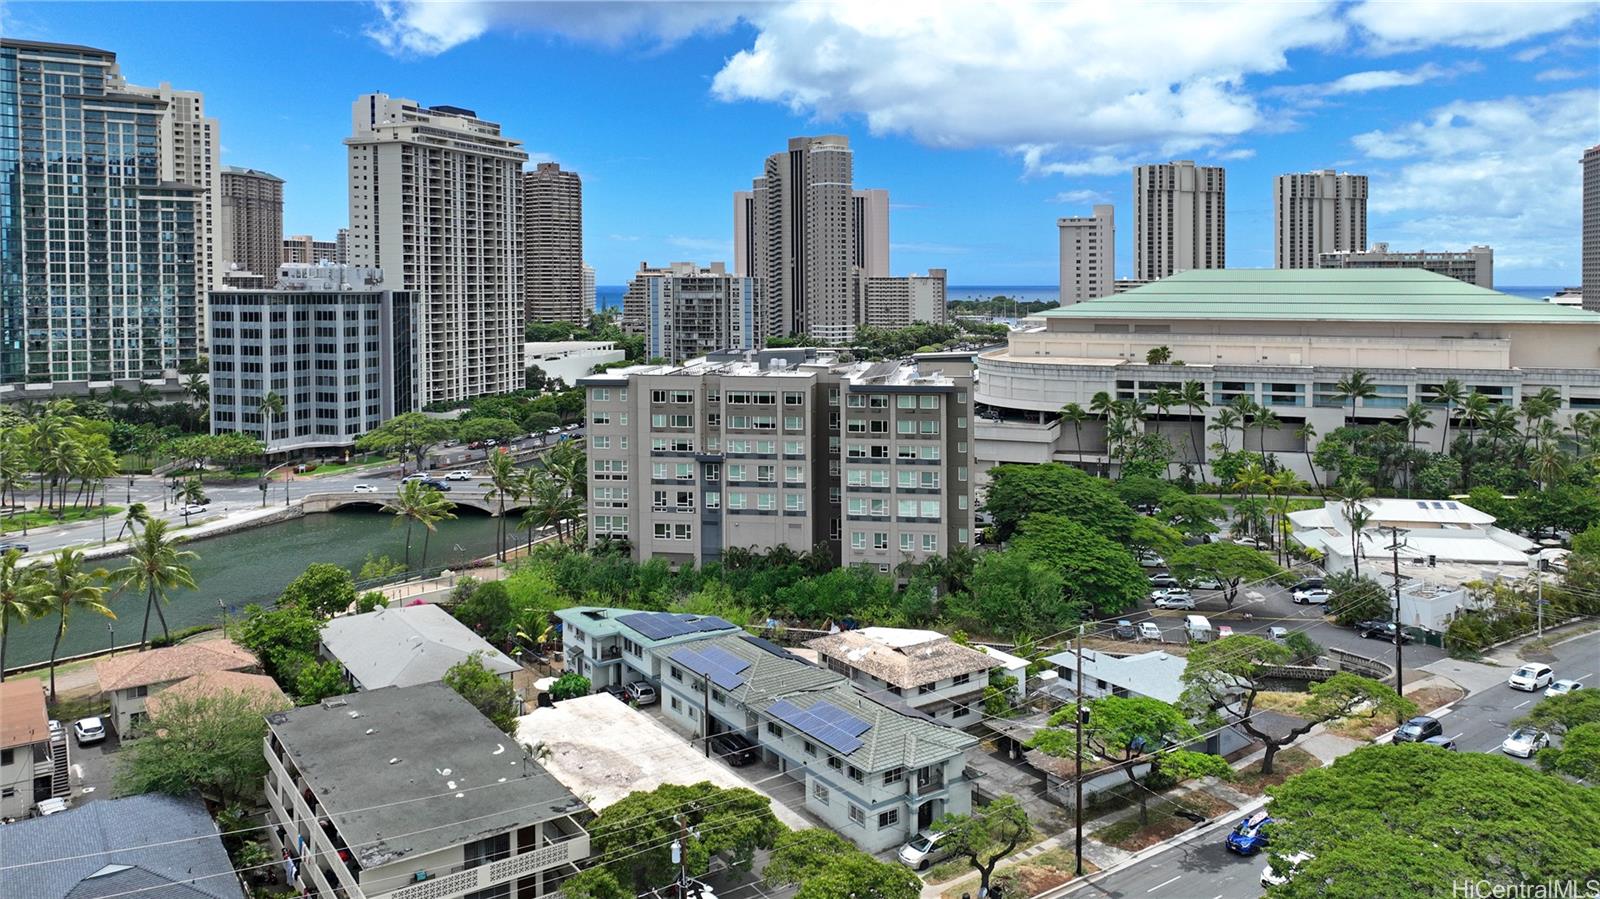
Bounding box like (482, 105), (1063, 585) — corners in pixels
(298, 491), (533, 516)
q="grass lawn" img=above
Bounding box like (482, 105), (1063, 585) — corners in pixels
(1229, 747), (1321, 796)
(1326, 683), (1467, 741)
(940, 850), (1100, 899)
(297, 457), (391, 478)
(925, 831), (1047, 884)
(1090, 788), (1238, 851)
(3, 504), (124, 534)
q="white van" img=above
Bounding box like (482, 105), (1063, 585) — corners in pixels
(1184, 615), (1213, 642)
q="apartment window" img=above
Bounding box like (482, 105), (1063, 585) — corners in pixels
(922, 533), (938, 552)
(593, 388), (610, 401)
(728, 464), (747, 481)
(851, 531), (867, 549)
(784, 440), (805, 455)
(873, 532), (889, 550)
(670, 696), (682, 712)
(812, 782), (830, 804)
(953, 672), (972, 686)
(920, 395), (940, 410)
(803, 740), (818, 757)
(921, 500), (941, 518)
(785, 494), (806, 512)
(728, 492), (748, 510)
(921, 446), (941, 460)
(883, 766), (905, 785)
(847, 470), (867, 487)
(756, 493), (776, 511)
(784, 465), (804, 483)
(878, 810), (900, 829)
(918, 683), (936, 695)
(848, 394), (865, 408)
(669, 666), (683, 682)
(674, 523), (693, 540)
(653, 463), (669, 479)
(756, 440), (776, 454)
(705, 491), (721, 510)
(900, 533), (915, 551)
(785, 391), (806, 406)
(784, 415), (804, 431)
(898, 499), (918, 518)
(849, 804), (867, 827)
(767, 722), (784, 738)
(756, 465), (776, 482)
(847, 765), (864, 783)
(704, 463), (720, 481)
(870, 395), (889, 409)
(592, 412), (611, 426)
(848, 443), (867, 459)
(828, 756), (843, 771)
(920, 420), (939, 435)
(959, 528), (970, 544)
(591, 436), (611, 449)
(848, 419), (867, 434)
(898, 395), (916, 409)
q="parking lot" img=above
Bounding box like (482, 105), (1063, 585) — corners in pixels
(67, 725), (123, 807)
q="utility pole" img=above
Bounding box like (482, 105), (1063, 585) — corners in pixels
(1380, 526), (1408, 696)
(701, 670), (712, 757)
(671, 814), (690, 896)
(1536, 557), (1546, 636)
(1073, 623), (1085, 877)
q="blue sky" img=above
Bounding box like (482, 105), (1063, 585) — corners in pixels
(8, 1), (1597, 287)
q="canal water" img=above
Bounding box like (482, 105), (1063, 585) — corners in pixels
(5, 510), (504, 670)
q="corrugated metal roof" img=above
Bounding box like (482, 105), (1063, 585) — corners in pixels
(320, 604), (519, 689)
(1038, 269), (1600, 324)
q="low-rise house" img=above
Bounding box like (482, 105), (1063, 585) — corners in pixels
(0, 679), (68, 820)
(319, 604), (520, 691)
(94, 639), (259, 737)
(144, 670), (292, 718)
(553, 606), (742, 691)
(657, 631), (980, 852)
(977, 645), (1031, 704)
(0, 793), (244, 899)
(1041, 647), (1188, 704)
(264, 683), (590, 899)
(806, 627), (999, 726)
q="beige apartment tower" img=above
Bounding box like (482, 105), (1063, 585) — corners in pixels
(1058, 205), (1115, 304)
(859, 269), (947, 329)
(580, 349), (975, 571)
(1584, 145), (1599, 311)
(219, 166), (284, 284)
(1319, 243), (1493, 289)
(345, 93), (527, 406)
(1134, 161), (1225, 281)
(523, 162), (585, 325)
(1275, 170), (1367, 269)
(282, 234), (339, 265)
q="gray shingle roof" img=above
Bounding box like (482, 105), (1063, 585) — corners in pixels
(0, 794), (244, 899)
(319, 604), (519, 689)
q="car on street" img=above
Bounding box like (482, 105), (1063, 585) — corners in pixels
(48, 719), (62, 737)
(1232, 536), (1267, 550)
(709, 731), (761, 767)
(1148, 574), (1181, 590)
(1501, 727), (1551, 758)
(1508, 663), (1555, 691)
(564, 423), (580, 430)
(351, 483), (378, 493)
(1133, 503), (1161, 516)
(1113, 620), (1137, 640)
(1137, 552), (1166, 568)
(1421, 736), (1459, 751)
(73, 717), (106, 746)
(1189, 575), (1223, 590)
(401, 473), (428, 483)
(178, 503), (208, 516)
(1289, 577), (1326, 593)
(1546, 679), (1584, 698)
(1291, 587), (1332, 605)
(1138, 621), (1163, 641)
(1268, 626), (1289, 641)
(0, 542), (28, 554)
(1153, 590), (1196, 610)
(418, 478), (451, 492)
(624, 681), (658, 705)
(34, 797), (71, 817)
(445, 469), (474, 481)
(1225, 810), (1273, 855)
(1216, 625), (1235, 639)
(1392, 715), (1443, 744)
(1261, 851), (1314, 887)
(1356, 620), (1413, 643)
(898, 831), (953, 870)
(546, 426), (564, 435)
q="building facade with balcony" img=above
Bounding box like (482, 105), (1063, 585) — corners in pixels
(655, 631), (980, 853)
(0, 679), (69, 819)
(974, 269), (1600, 485)
(805, 627), (999, 728)
(264, 683), (590, 899)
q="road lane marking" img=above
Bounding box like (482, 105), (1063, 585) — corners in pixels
(1448, 732), (1463, 740)
(1147, 875), (1182, 892)
(1514, 700), (1531, 709)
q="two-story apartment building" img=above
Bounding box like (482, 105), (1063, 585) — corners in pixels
(553, 607), (743, 692)
(656, 631), (980, 852)
(94, 639), (259, 737)
(806, 627), (999, 727)
(264, 683), (590, 899)
(0, 679), (68, 820)
(580, 348), (976, 571)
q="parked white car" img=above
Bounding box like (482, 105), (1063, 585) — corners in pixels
(445, 469), (475, 481)
(1189, 575), (1224, 590)
(898, 831), (952, 870)
(1545, 679), (1584, 698)
(1291, 588), (1332, 605)
(1508, 664), (1555, 692)
(1138, 621), (1164, 641)
(350, 483), (378, 493)
(73, 717), (106, 746)
(1154, 590), (1196, 610)
(1500, 727), (1550, 758)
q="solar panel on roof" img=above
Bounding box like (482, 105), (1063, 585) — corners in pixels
(699, 646), (752, 675)
(767, 698), (868, 755)
(1431, 501), (1444, 509)
(810, 700), (870, 736)
(1416, 501), (1428, 508)
(1446, 502), (1459, 509)
(670, 645), (751, 690)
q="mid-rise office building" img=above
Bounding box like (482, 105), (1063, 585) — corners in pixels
(1583, 145), (1600, 311)
(580, 349), (975, 571)
(734, 136), (894, 343)
(859, 270), (948, 329)
(523, 162), (585, 325)
(1, 39), (201, 394)
(346, 93), (527, 406)
(209, 265), (415, 452)
(1318, 242), (1493, 288)
(1133, 160), (1225, 281)
(622, 262), (765, 363)
(282, 234), (340, 265)
(1275, 170), (1367, 269)
(582, 262), (596, 314)
(1058, 205), (1115, 304)
(219, 166), (284, 285)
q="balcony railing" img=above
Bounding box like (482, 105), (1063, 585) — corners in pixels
(389, 831), (590, 899)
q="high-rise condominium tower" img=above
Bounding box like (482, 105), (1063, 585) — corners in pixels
(1274, 170), (1367, 269)
(1058, 205), (1115, 304)
(1, 39), (201, 391)
(734, 136), (892, 343)
(219, 166), (284, 283)
(1584, 145), (1599, 312)
(582, 263), (597, 315)
(282, 234), (339, 265)
(523, 162), (584, 325)
(335, 227), (351, 265)
(346, 93), (527, 406)
(622, 262), (764, 363)
(1133, 160), (1226, 281)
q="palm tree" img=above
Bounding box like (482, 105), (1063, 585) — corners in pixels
(1294, 420), (1323, 494)
(1089, 391), (1115, 475)
(1209, 407), (1240, 454)
(258, 391), (285, 453)
(1336, 478), (1375, 579)
(483, 451), (518, 561)
(115, 502), (150, 542)
(1400, 402), (1435, 496)
(1333, 370), (1378, 429)
(183, 373), (209, 409)
(0, 429), (24, 523)
(176, 478), (207, 526)
(110, 519), (197, 650)
(132, 384), (159, 417)
(383, 481), (455, 570)
(1428, 379), (1466, 453)
(0, 549), (47, 682)
(1149, 386), (1179, 479)
(1459, 392), (1489, 451)
(1226, 396), (1257, 453)
(545, 440), (587, 502)
(41, 549), (113, 698)
(1179, 380), (1210, 472)
(1145, 345), (1172, 365)
(1483, 404), (1519, 453)
(1058, 403), (1089, 469)
(106, 385), (132, 416)
(1252, 407), (1281, 465)
(29, 411), (69, 513)
(1529, 444), (1567, 490)
(1265, 470), (1307, 564)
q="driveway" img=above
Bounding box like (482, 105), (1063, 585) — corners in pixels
(70, 727), (123, 805)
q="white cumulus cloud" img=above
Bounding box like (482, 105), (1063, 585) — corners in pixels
(1348, 0), (1597, 53)
(1352, 89), (1599, 275)
(366, 0), (749, 55)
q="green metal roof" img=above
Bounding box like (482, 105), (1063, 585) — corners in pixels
(1039, 269), (1600, 324)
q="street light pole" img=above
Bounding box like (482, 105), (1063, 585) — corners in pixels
(108, 621), (115, 652)
(1380, 526), (1408, 696)
(1074, 622), (1085, 877)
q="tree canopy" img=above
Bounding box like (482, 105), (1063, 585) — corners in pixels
(763, 828), (920, 899)
(983, 463), (1137, 542)
(582, 782), (783, 892)
(1010, 513), (1148, 615)
(1263, 745), (1600, 899)
(277, 562), (356, 619)
(1169, 542), (1281, 606)
(1325, 571), (1392, 626)
(443, 652), (519, 735)
(117, 687), (289, 805)
(931, 796), (1031, 893)
(353, 412), (453, 466)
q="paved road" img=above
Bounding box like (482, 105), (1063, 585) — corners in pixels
(1060, 630), (1600, 899)
(7, 428), (583, 555)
